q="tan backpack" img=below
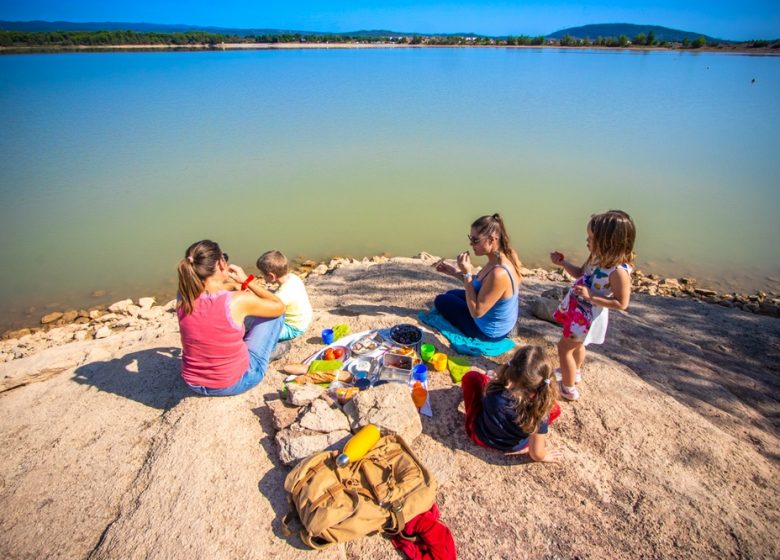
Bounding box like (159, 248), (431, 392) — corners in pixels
(282, 433), (437, 549)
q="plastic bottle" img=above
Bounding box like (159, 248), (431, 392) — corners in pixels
(411, 381), (428, 410)
(335, 424), (381, 467)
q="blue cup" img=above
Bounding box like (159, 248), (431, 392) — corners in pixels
(412, 364), (428, 382)
(321, 328), (334, 345)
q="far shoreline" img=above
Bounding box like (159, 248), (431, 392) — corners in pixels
(2, 42), (780, 56)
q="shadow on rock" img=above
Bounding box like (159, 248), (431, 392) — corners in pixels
(72, 346), (189, 410)
(252, 402), (310, 550)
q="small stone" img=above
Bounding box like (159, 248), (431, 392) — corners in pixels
(137, 297), (156, 310)
(162, 299), (177, 312)
(77, 309), (90, 318)
(41, 312), (63, 325)
(298, 399), (351, 433)
(94, 326), (111, 339)
(694, 288), (718, 297)
(61, 310), (79, 323)
(286, 383), (326, 406)
(313, 264), (329, 275)
(266, 398), (302, 431)
(108, 299), (133, 313)
(143, 307), (165, 320)
(73, 331), (89, 341)
(5, 328), (31, 340)
(88, 309), (104, 320)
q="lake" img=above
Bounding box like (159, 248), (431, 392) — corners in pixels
(0, 47), (778, 331)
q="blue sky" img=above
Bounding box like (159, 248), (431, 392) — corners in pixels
(0, 1), (778, 40)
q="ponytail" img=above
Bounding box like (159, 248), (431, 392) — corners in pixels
(176, 240), (223, 316)
(472, 213), (523, 277)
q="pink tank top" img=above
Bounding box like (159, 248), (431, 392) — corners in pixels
(178, 291), (249, 389)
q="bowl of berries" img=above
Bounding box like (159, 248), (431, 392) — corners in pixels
(389, 323), (423, 349)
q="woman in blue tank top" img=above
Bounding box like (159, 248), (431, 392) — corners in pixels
(433, 214), (522, 340)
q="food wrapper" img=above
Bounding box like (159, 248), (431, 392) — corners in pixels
(307, 359), (343, 373)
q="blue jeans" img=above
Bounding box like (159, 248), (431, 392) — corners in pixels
(434, 290), (505, 341)
(187, 314), (285, 397)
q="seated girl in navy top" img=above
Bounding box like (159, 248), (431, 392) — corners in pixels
(462, 345), (562, 462)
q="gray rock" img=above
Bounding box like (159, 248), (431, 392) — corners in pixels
(108, 299), (133, 313)
(275, 425), (351, 466)
(298, 399), (351, 433)
(531, 297), (560, 324)
(541, 286), (567, 300)
(286, 383), (326, 406)
(343, 382), (422, 443)
(266, 398), (301, 431)
(421, 447), (458, 487)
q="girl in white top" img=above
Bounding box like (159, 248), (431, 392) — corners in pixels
(549, 210), (636, 401)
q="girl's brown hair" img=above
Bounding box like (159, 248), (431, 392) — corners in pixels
(485, 345), (557, 433)
(177, 239), (224, 316)
(471, 213), (523, 276)
(587, 210), (636, 269)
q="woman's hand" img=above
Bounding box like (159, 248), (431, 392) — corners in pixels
(227, 264), (249, 284)
(550, 251), (565, 266)
(573, 285), (592, 301)
(456, 251), (473, 274)
(434, 259), (459, 278)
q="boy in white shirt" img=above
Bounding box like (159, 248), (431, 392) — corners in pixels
(256, 250), (313, 341)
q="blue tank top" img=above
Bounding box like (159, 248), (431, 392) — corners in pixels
(472, 264), (519, 338)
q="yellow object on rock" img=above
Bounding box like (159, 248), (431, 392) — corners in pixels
(430, 352), (448, 372)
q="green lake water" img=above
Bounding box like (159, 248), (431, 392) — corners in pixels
(0, 48), (778, 330)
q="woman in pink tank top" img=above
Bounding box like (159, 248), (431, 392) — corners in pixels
(177, 240), (286, 396)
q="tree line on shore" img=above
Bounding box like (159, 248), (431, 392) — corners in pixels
(1, 29), (777, 49)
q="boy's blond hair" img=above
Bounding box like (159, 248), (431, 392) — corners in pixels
(256, 250), (289, 278)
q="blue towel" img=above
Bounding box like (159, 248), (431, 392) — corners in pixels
(418, 309), (516, 357)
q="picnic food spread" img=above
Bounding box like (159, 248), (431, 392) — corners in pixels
(282, 324), (441, 415)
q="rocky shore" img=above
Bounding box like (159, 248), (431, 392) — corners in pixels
(2, 254), (778, 364)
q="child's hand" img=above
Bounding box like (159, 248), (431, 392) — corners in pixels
(456, 251), (473, 274)
(573, 285), (592, 301)
(550, 251), (565, 266)
(538, 448), (563, 463)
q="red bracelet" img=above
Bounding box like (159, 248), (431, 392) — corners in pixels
(241, 274), (255, 291)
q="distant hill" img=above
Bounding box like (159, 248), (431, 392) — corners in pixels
(0, 20), (478, 38)
(547, 23), (728, 43)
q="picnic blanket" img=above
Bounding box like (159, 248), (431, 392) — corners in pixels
(417, 309), (516, 357)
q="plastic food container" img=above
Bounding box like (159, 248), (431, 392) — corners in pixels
(379, 353), (413, 383)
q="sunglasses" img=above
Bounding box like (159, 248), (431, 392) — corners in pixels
(467, 234), (484, 245)
(222, 252), (229, 262)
